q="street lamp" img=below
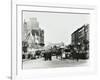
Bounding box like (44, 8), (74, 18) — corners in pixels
(77, 42), (81, 53)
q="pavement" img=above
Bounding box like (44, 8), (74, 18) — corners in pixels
(23, 56), (88, 69)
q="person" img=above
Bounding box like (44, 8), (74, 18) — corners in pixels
(47, 49), (52, 61)
(72, 49), (76, 61)
(76, 50), (79, 62)
(56, 48), (62, 60)
(48, 51), (52, 61)
(44, 52), (47, 61)
(71, 47), (78, 61)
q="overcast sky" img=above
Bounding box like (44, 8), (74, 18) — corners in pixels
(23, 11), (90, 45)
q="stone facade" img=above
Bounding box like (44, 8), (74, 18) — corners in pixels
(71, 24), (89, 52)
(22, 17), (44, 49)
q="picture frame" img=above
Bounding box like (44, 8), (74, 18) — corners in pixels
(11, 1), (97, 80)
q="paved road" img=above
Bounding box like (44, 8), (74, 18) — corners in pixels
(23, 56), (88, 69)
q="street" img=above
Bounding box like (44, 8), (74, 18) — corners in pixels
(23, 56), (88, 69)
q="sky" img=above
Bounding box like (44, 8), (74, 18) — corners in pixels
(23, 11), (90, 45)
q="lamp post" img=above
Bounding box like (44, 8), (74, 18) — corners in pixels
(77, 42), (80, 51)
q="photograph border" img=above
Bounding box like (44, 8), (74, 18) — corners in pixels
(11, 2), (97, 80)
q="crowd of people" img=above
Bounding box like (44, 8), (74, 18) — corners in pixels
(22, 43), (89, 62)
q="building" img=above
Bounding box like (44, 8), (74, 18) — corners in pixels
(22, 17), (44, 49)
(71, 24), (89, 59)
